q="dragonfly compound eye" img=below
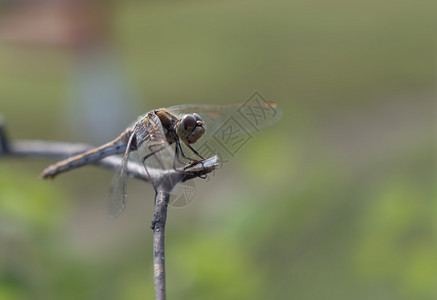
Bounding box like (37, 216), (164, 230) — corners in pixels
(177, 114), (206, 144)
(192, 113), (202, 121)
(177, 115), (196, 142)
(182, 115), (197, 129)
(187, 124), (205, 144)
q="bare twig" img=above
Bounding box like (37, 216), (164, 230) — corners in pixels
(152, 190), (169, 300)
(146, 157), (218, 300)
(3, 140), (217, 184)
(6, 140), (152, 181)
(0, 126), (218, 300)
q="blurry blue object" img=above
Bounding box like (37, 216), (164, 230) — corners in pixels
(63, 46), (139, 144)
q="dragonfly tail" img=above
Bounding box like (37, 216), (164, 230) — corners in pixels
(40, 136), (129, 179)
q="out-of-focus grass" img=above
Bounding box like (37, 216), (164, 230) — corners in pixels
(0, 0), (435, 299)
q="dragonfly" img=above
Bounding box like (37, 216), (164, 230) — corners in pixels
(40, 100), (281, 217)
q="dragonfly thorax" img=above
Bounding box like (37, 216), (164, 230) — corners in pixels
(176, 113), (206, 145)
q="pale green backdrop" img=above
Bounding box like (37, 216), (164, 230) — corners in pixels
(0, 0), (435, 299)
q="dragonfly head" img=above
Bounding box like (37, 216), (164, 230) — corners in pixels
(176, 113), (206, 145)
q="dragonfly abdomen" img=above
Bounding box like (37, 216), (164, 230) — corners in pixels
(40, 138), (127, 179)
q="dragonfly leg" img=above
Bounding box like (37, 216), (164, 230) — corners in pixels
(173, 141), (205, 174)
(176, 141), (204, 162)
(178, 143), (207, 179)
(187, 145), (204, 160)
(172, 141), (207, 178)
(178, 141), (202, 164)
(172, 143), (184, 172)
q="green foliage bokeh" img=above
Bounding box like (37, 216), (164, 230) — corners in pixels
(0, 0), (435, 299)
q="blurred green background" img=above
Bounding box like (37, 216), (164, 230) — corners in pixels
(0, 0), (436, 299)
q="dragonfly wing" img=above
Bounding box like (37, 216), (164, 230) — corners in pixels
(166, 100), (282, 142)
(166, 101), (281, 161)
(136, 112), (175, 172)
(108, 126), (137, 218)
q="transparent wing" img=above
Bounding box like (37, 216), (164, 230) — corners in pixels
(166, 99), (281, 161)
(108, 126), (137, 218)
(166, 99), (282, 142)
(136, 113), (175, 172)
